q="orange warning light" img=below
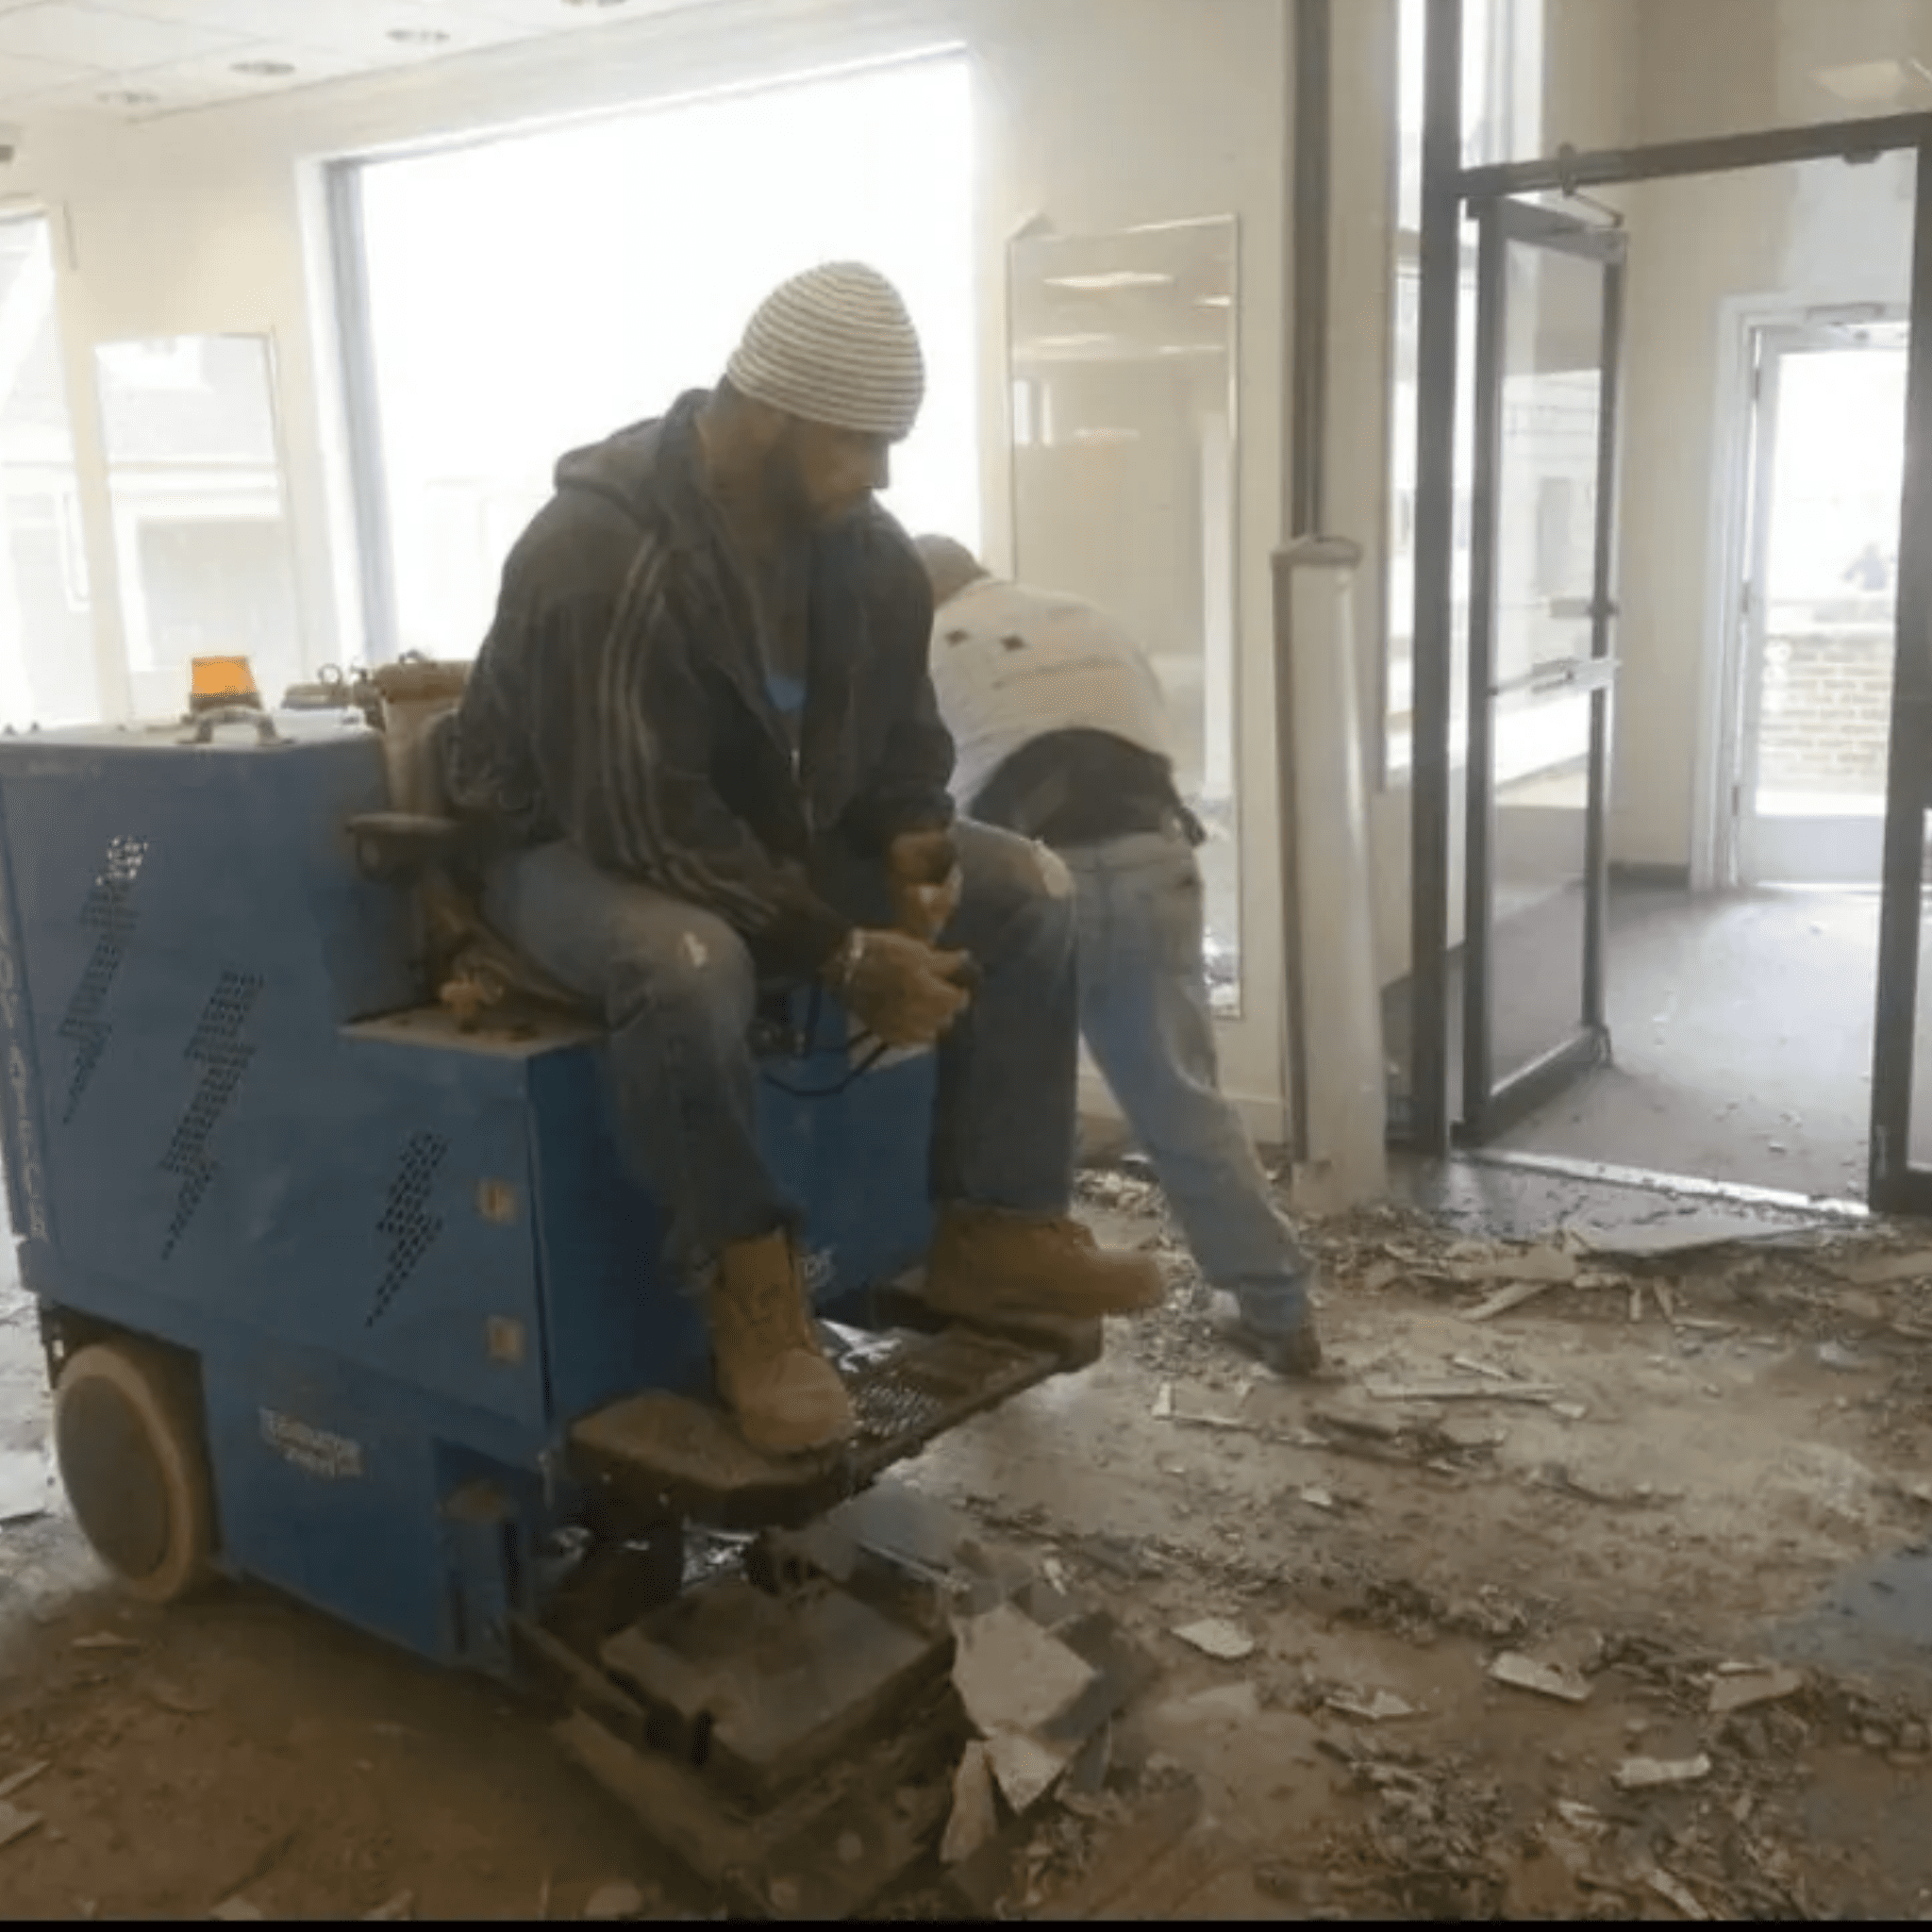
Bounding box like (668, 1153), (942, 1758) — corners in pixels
(189, 657), (261, 713)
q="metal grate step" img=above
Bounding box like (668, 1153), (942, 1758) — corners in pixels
(569, 1317), (1091, 1532)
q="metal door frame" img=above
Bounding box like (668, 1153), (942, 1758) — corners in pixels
(1406, 0), (1932, 1214)
(1459, 194), (1624, 1141)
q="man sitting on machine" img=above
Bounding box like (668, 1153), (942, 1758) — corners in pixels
(442, 261), (1163, 1460)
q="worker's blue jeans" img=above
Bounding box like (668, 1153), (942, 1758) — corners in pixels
(480, 822), (1077, 1286)
(1062, 828), (1311, 1340)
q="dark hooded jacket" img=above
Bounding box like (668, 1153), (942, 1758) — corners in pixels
(443, 390), (956, 976)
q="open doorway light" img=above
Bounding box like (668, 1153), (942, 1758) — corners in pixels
(338, 50), (978, 663)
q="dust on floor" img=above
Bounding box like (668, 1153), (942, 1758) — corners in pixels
(3, 1165), (1932, 1918)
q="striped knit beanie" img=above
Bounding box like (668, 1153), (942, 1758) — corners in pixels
(725, 261), (925, 441)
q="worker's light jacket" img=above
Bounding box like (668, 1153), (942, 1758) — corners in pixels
(443, 390), (957, 977)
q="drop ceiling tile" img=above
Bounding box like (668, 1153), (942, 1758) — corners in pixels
(468, 0), (682, 27)
(108, 1), (525, 60)
(320, 2), (531, 60)
(0, 2), (252, 70)
(92, 0), (329, 30)
(0, 46), (88, 96)
(71, 40), (371, 119)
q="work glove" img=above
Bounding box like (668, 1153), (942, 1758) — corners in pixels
(886, 828), (964, 943)
(824, 927), (974, 1049)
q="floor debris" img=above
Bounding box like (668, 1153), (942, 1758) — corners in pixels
(0, 1447), (48, 1525)
(1487, 1651), (1592, 1704)
(9, 1163), (1932, 1919)
(953, 1603), (1098, 1739)
(0, 1759), (49, 1803)
(147, 1680), (215, 1717)
(1614, 1754), (1713, 1791)
(0, 1799), (42, 1852)
(208, 1898), (263, 1922)
(986, 1728), (1071, 1814)
(1170, 1618), (1255, 1662)
(580, 1881), (643, 1921)
(1579, 1210), (1829, 1258)
(1825, 1248), (1932, 1287)
(1642, 1865), (1711, 1922)
(1325, 1689), (1419, 1723)
(1463, 1280), (1560, 1324)
(941, 1743), (999, 1866)
(1364, 1379), (1562, 1405)
(361, 1890), (414, 1922)
(1449, 1354), (1517, 1381)
(1708, 1666), (1805, 1715)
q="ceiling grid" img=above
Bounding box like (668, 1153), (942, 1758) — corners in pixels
(0, 0), (694, 126)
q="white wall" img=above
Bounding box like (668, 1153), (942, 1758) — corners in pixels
(9, 0), (1298, 1131)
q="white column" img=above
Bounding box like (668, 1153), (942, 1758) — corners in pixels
(1276, 537), (1389, 1212)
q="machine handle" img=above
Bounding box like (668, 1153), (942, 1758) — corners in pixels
(181, 707), (287, 747)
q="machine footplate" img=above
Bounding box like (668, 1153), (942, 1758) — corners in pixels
(570, 1320), (1089, 1530)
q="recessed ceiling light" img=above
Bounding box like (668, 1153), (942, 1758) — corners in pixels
(1196, 295), (1232, 309)
(98, 88), (158, 107)
(387, 27), (452, 45)
(232, 58), (296, 77)
(561, 0), (634, 9)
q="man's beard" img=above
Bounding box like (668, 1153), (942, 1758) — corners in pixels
(760, 433), (863, 533)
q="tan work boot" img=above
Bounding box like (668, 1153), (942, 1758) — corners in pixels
(707, 1230), (856, 1457)
(924, 1207), (1167, 1322)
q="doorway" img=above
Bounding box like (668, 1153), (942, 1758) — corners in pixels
(1729, 317), (1907, 890)
(1403, 33), (1932, 1210)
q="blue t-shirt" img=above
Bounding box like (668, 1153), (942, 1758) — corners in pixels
(767, 672), (805, 759)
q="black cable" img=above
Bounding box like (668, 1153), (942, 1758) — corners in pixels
(758, 1032), (894, 1100)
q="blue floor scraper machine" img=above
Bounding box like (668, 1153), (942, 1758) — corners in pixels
(0, 658), (1103, 1915)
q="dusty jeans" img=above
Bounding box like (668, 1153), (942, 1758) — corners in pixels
(480, 821), (1078, 1285)
(1061, 827), (1311, 1338)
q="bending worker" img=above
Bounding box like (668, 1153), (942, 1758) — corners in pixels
(913, 535), (1324, 1377)
(442, 263), (1162, 1460)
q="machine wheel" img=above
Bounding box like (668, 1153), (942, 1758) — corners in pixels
(54, 1339), (216, 1605)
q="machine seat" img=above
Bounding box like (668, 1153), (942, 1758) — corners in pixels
(346, 808), (833, 1050)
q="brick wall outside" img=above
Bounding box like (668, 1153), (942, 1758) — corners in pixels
(1758, 625), (1894, 796)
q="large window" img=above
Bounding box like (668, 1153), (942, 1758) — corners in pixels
(0, 215), (93, 729)
(1385, 0), (1542, 779)
(95, 334), (301, 715)
(341, 51), (978, 664)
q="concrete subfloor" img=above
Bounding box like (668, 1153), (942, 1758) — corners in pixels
(1391, 883), (1906, 1204)
(6, 1162), (1932, 1915)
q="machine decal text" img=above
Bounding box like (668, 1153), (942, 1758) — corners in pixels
(258, 1407), (365, 1480)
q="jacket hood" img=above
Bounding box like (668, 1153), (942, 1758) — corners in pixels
(552, 387), (712, 525)
(552, 416), (669, 524)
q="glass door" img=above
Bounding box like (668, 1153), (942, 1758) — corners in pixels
(1460, 197), (1626, 1141)
(1736, 319), (1906, 887)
